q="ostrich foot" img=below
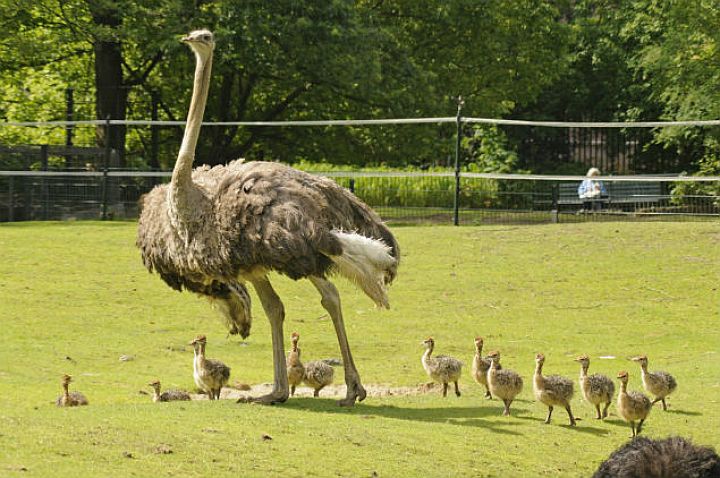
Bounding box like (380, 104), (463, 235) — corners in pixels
(237, 391), (288, 405)
(339, 382), (366, 407)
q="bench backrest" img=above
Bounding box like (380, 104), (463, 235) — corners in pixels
(558, 181), (663, 200)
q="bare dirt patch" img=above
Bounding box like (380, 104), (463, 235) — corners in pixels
(190, 382), (439, 401)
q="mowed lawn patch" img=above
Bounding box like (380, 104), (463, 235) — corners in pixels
(0, 221), (718, 477)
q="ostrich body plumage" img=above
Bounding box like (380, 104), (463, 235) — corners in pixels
(593, 436), (720, 478)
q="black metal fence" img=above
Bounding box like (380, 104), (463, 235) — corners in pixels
(1, 170), (717, 224)
(2, 118), (718, 175)
(1, 118), (719, 224)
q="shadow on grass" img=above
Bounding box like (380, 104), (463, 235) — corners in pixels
(281, 398), (526, 435)
(665, 409), (702, 417)
(515, 415), (611, 436)
(596, 418), (627, 428)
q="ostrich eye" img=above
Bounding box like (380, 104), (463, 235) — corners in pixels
(203, 34), (211, 41)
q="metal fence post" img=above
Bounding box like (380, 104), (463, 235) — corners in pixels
(150, 91), (159, 171)
(453, 96), (465, 226)
(65, 88), (74, 168)
(551, 181), (559, 223)
(40, 144), (49, 220)
(65, 88), (74, 147)
(8, 176), (14, 222)
(101, 117), (111, 220)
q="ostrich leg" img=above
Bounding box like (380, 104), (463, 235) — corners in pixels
(248, 276), (289, 404)
(310, 276), (366, 407)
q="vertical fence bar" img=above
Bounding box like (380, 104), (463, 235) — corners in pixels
(65, 88), (74, 147)
(65, 88), (74, 169)
(551, 181), (559, 223)
(8, 176), (14, 222)
(40, 145), (49, 220)
(150, 91), (160, 171)
(101, 118), (111, 220)
(453, 96), (464, 226)
(23, 156), (31, 220)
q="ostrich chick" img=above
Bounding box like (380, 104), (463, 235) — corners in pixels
(575, 355), (615, 419)
(55, 374), (89, 407)
(303, 360), (334, 397)
(616, 371), (652, 437)
(630, 355), (677, 411)
(421, 337), (463, 397)
(148, 380), (191, 402)
(190, 335), (230, 400)
(486, 351), (523, 416)
(286, 332), (305, 396)
(472, 337), (500, 399)
(533, 353), (576, 426)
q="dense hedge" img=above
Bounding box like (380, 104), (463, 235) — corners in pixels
(294, 161), (541, 210)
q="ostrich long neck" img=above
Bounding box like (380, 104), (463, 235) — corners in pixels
(194, 343), (206, 367)
(534, 362), (544, 386)
(580, 364), (589, 378)
(62, 382), (70, 400)
(422, 344), (434, 363)
(170, 46), (213, 223)
(489, 358), (499, 372)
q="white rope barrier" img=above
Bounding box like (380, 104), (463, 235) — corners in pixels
(2, 116), (720, 128)
(112, 117), (457, 127)
(459, 173), (720, 182)
(1, 170), (718, 182)
(463, 117), (720, 128)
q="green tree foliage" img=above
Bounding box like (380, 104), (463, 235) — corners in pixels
(623, 1), (720, 176)
(0, 0), (569, 169)
(519, 1), (720, 175)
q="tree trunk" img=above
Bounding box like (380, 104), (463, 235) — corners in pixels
(89, 2), (126, 167)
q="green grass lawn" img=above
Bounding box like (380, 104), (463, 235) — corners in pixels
(0, 221), (718, 477)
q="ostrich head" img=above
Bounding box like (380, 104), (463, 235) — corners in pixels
(148, 380), (161, 390)
(421, 337), (434, 350)
(474, 337), (484, 351)
(535, 353), (545, 366)
(630, 355), (648, 367)
(617, 370), (629, 384)
(61, 374), (73, 385)
(290, 332), (300, 351)
(182, 29), (215, 58)
(574, 354), (590, 366)
(486, 350), (501, 366)
(189, 335), (207, 346)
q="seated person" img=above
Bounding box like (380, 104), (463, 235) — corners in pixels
(577, 167), (607, 211)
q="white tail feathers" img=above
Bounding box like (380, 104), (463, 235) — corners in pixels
(327, 231), (397, 309)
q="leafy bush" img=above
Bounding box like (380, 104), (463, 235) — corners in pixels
(294, 161), (505, 209)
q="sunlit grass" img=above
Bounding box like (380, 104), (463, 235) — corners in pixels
(0, 221), (717, 476)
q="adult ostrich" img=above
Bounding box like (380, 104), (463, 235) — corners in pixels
(136, 30), (399, 406)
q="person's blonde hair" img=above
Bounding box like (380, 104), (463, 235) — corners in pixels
(586, 167), (601, 177)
